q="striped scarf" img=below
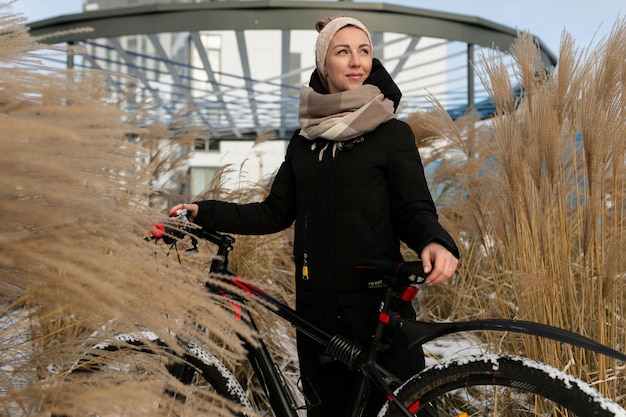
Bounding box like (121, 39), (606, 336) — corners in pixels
(298, 84), (396, 146)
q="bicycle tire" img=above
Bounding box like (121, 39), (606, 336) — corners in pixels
(54, 334), (252, 417)
(379, 354), (626, 417)
(176, 342), (253, 414)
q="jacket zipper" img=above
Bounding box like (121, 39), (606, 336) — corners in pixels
(302, 213), (310, 280)
(329, 148), (336, 287)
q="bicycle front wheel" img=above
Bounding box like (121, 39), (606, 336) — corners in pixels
(380, 354), (626, 417)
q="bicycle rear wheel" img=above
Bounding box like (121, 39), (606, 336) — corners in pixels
(380, 354), (625, 417)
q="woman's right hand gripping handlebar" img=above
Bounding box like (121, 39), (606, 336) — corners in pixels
(169, 203), (199, 222)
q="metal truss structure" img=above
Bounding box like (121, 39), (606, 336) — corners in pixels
(27, 0), (557, 140)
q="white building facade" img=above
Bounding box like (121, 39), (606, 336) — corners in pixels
(31, 0), (554, 200)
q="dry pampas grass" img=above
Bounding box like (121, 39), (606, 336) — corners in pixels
(0, 6), (257, 417)
(4, 0), (626, 414)
(411, 18), (626, 401)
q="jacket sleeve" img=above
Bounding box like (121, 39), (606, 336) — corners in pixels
(192, 140), (298, 235)
(387, 122), (460, 258)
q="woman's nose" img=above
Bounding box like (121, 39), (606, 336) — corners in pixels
(349, 53), (361, 67)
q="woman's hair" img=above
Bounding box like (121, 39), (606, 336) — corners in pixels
(315, 16), (334, 33)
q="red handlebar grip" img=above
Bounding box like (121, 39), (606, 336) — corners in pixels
(151, 223), (165, 238)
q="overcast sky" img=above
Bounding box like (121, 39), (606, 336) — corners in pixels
(8, 0), (625, 56)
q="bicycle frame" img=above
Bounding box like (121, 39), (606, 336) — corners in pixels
(181, 228), (626, 417)
(203, 230), (415, 417)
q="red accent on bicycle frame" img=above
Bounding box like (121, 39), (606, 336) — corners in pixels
(231, 278), (256, 296)
(219, 276), (260, 320)
(379, 312), (390, 324)
(400, 286), (419, 302)
(151, 223), (165, 238)
(408, 400), (420, 413)
(378, 312), (389, 324)
(219, 291), (242, 320)
(228, 300), (242, 320)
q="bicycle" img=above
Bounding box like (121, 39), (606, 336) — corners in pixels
(62, 211), (626, 417)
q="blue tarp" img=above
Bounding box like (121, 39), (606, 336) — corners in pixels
(446, 85), (524, 120)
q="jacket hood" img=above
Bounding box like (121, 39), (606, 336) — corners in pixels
(308, 58), (402, 112)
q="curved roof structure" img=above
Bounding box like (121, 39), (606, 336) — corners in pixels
(27, 0), (557, 140)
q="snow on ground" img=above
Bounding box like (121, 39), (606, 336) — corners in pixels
(423, 333), (487, 366)
(0, 307), (32, 415)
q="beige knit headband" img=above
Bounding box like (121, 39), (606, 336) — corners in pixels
(315, 16), (372, 86)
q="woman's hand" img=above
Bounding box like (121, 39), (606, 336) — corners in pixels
(420, 242), (459, 285)
(169, 203), (199, 222)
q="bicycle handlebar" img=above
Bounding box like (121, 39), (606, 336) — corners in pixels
(355, 259), (427, 284)
(151, 209), (232, 246)
(150, 210), (426, 288)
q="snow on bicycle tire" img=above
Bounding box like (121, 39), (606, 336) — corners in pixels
(52, 333), (253, 417)
(378, 354), (626, 417)
(180, 341), (254, 415)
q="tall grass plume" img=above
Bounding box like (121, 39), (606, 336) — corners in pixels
(411, 18), (626, 401)
(0, 6), (257, 416)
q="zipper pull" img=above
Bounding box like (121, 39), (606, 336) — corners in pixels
(302, 253), (310, 280)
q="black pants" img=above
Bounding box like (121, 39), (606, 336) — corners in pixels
(297, 301), (425, 417)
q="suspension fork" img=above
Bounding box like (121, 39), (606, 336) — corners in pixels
(243, 311), (300, 417)
(211, 305), (299, 415)
(211, 282), (299, 417)
(204, 242), (297, 415)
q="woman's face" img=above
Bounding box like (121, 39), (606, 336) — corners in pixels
(324, 26), (373, 94)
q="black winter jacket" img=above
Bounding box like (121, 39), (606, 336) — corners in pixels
(194, 119), (458, 313)
(194, 60), (459, 331)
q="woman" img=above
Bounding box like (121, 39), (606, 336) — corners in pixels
(170, 16), (459, 417)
